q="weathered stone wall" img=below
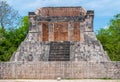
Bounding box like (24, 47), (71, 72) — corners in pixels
(10, 7), (110, 62)
(11, 41), (50, 61)
(35, 7), (86, 16)
(29, 7), (94, 42)
(70, 41), (110, 62)
(7, 7), (116, 80)
(11, 40), (109, 62)
(0, 62), (120, 79)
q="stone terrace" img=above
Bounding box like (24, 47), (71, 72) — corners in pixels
(0, 61), (120, 79)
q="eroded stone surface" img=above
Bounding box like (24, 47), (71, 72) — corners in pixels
(0, 80), (119, 82)
(11, 7), (109, 62)
(0, 7), (119, 79)
(0, 62), (120, 79)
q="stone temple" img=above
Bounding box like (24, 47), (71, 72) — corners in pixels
(11, 7), (110, 62)
(0, 7), (120, 79)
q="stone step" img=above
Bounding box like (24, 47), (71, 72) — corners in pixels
(49, 41), (70, 61)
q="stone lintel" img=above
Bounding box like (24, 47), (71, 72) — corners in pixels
(36, 16), (85, 22)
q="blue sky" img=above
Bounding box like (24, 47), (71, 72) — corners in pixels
(6, 0), (120, 32)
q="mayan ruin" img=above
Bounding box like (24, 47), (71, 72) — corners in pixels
(0, 7), (120, 79)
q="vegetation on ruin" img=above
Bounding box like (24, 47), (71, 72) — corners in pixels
(96, 14), (120, 61)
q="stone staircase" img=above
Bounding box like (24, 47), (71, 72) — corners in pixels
(49, 41), (70, 61)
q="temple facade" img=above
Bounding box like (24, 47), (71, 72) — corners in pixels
(29, 7), (92, 42)
(11, 7), (110, 62)
(0, 7), (120, 79)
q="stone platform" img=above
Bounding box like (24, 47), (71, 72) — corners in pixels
(1, 7), (120, 80)
(0, 79), (120, 82)
(0, 61), (120, 79)
(10, 7), (110, 62)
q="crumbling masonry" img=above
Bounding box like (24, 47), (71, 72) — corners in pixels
(11, 7), (110, 62)
(0, 7), (120, 79)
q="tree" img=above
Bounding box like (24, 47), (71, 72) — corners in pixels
(0, 16), (29, 61)
(97, 14), (120, 61)
(0, 0), (20, 29)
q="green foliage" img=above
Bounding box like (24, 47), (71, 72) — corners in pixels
(97, 14), (120, 61)
(0, 16), (29, 61)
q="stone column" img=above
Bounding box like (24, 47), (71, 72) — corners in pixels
(52, 23), (54, 41)
(29, 15), (36, 32)
(80, 21), (85, 42)
(38, 22), (42, 42)
(86, 11), (94, 32)
(68, 22), (74, 41)
(49, 22), (54, 41)
(78, 22), (80, 41)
